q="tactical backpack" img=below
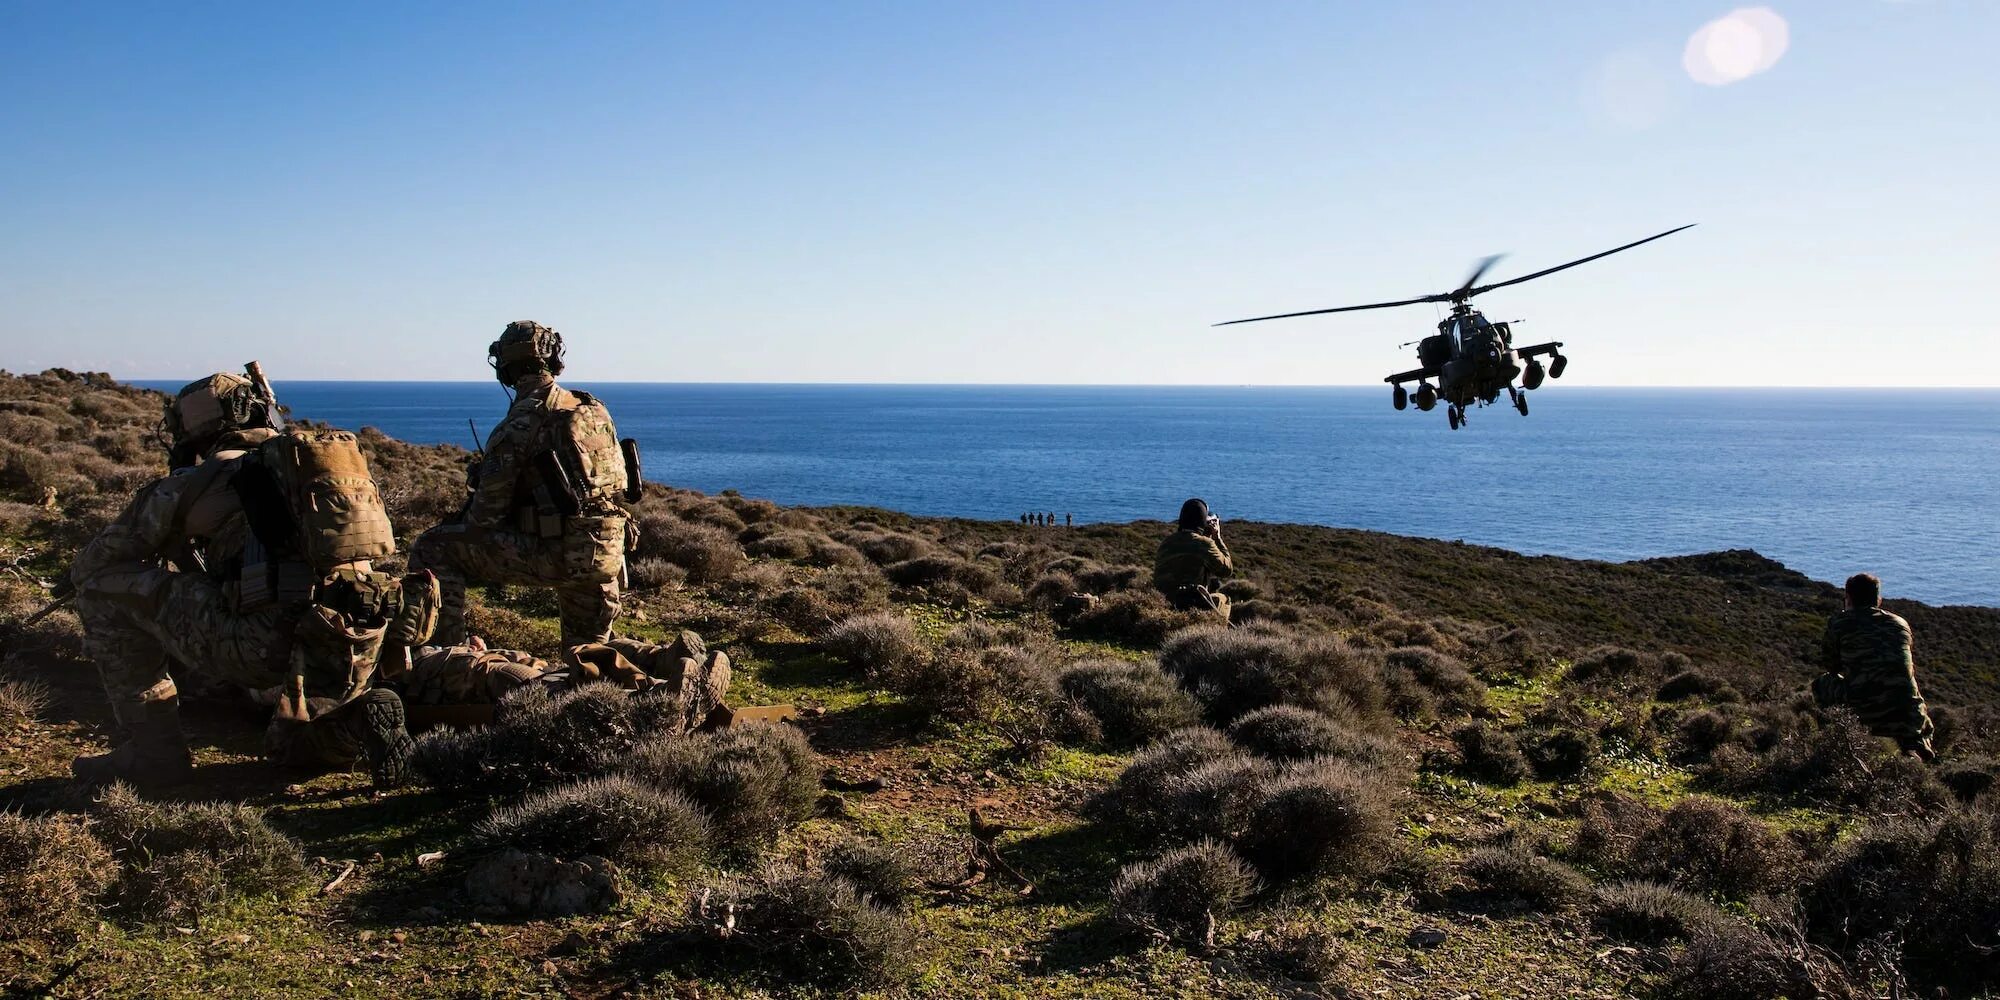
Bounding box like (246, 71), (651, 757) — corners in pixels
(532, 389), (629, 515)
(255, 429), (397, 571)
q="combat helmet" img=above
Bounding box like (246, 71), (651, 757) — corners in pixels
(161, 373), (276, 467)
(487, 320), (566, 385)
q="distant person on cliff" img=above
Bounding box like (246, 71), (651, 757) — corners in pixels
(67, 371), (432, 788)
(410, 321), (634, 651)
(1153, 497), (1234, 620)
(1811, 572), (1936, 762)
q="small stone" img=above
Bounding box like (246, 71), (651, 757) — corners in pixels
(1406, 926), (1449, 949)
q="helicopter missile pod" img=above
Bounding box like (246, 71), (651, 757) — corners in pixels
(1217, 225), (1694, 429)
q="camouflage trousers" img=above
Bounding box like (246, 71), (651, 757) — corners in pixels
(398, 646), (550, 705)
(408, 516), (625, 650)
(73, 570), (377, 768)
(1811, 671), (1936, 757)
(1164, 584), (1232, 623)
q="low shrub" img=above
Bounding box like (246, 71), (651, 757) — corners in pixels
(0, 810), (115, 941)
(0, 677), (49, 721)
(884, 555), (1008, 604)
(1236, 760), (1400, 885)
(1067, 590), (1210, 648)
(1702, 710), (1955, 814)
(834, 527), (935, 566)
(821, 612), (926, 681)
(1159, 625), (1389, 727)
(1226, 705), (1401, 769)
(702, 866), (921, 987)
(1659, 919), (1859, 1000)
(1380, 647), (1487, 719)
(474, 776), (710, 876)
(641, 515), (747, 584)
(1102, 727), (1239, 835)
(1245, 920), (1348, 984)
(1573, 794), (1800, 900)
(626, 723), (820, 857)
(1522, 725), (1599, 782)
(1452, 721), (1531, 785)
(1109, 840), (1260, 949)
(1657, 669), (1740, 704)
(1058, 659), (1203, 748)
(91, 784), (309, 923)
(413, 682), (680, 796)
(1801, 808), (2000, 995)
(1590, 881), (1725, 943)
(821, 837), (955, 906)
(1458, 846), (1591, 912)
(1155, 755), (1279, 844)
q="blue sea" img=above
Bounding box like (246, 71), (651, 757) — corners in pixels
(148, 382), (2000, 608)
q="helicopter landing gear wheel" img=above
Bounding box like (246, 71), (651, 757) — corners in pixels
(1514, 391), (1529, 416)
(1447, 406), (1462, 430)
(1392, 385), (1408, 411)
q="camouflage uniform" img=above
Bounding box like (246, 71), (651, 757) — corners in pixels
(388, 631), (729, 734)
(71, 427), (426, 784)
(1814, 606), (1935, 758)
(395, 645), (551, 705)
(408, 373), (627, 648)
(1153, 528), (1233, 619)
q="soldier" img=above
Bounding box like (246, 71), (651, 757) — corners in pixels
(388, 631), (730, 733)
(1812, 572), (1936, 761)
(68, 370), (435, 788)
(1153, 497), (1233, 620)
(410, 321), (632, 651)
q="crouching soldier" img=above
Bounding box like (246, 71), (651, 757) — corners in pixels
(1811, 572), (1936, 762)
(410, 322), (637, 652)
(1153, 498), (1234, 621)
(68, 368), (437, 789)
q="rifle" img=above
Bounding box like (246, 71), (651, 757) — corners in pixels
(457, 420), (485, 524)
(18, 578), (75, 629)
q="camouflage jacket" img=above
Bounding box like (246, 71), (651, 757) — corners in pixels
(1821, 606), (1930, 741)
(70, 432), (276, 596)
(467, 378), (624, 529)
(1153, 529), (1233, 592)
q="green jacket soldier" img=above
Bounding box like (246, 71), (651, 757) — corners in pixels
(410, 322), (632, 650)
(1153, 497), (1233, 620)
(1812, 572), (1935, 761)
(69, 371), (435, 788)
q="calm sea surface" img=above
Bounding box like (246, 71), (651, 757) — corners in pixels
(146, 382), (2000, 608)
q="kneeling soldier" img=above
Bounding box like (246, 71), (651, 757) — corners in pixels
(68, 367), (436, 788)
(410, 321), (636, 652)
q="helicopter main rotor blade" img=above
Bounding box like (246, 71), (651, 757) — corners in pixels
(1213, 292), (1448, 326)
(1457, 254), (1505, 296)
(1466, 224), (1695, 297)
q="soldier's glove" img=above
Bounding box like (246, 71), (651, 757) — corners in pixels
(388, 570), (440, 649)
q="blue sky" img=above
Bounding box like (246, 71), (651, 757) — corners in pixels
(2, 2), (1993, 385)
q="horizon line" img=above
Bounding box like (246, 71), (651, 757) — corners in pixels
(107, 377), (2000, 391)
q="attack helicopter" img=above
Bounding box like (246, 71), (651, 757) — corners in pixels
(1217, 225), (1694, 429)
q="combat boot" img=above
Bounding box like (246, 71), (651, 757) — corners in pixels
(72, 696), (194, 788)
(347, 688), (417, 789)
(673, 650), (731, 733)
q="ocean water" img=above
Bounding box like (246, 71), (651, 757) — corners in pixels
(150, 382), (2000, 608)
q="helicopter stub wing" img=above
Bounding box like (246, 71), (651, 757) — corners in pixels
(1514, 341), (1564, 358)
(1385, 366), (1437, 385)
